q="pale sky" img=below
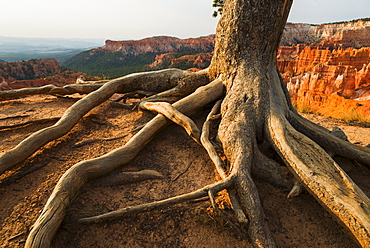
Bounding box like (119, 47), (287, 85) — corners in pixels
(1, 0), (369, 40)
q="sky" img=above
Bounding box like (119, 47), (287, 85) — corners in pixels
(1, 0), (370, 41)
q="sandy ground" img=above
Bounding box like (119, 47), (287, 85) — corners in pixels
(0, 94), (369, 248)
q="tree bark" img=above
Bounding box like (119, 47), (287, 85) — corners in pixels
(208, 0), (293, 246)
(209, 0), (370, 247)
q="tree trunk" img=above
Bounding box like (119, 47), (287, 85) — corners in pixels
(208, 0), (293, 246)
(209, 0), (370, 247)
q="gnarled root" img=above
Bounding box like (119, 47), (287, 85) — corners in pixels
(0, 84), (57, 99)
(201, 100), (249, 227)
(140, 101), (201, 144)
(287, 111), (370, 168)
(6, 67), (369, 248)
(0, 69), (209, 175)
(268, 106), (370, 247)
(24, 77), (224, 248)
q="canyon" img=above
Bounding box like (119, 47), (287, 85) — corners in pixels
(277, 20), (370, 121)
(278, 45), (370, 121)
(1, 19), (370, 121)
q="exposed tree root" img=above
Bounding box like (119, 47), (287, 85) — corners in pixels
(50, 83), (107, 96)
(78, 176), (233, 224)
(3, 63), (369, 248)
(0, 117), (60, 131)
(201, 100), (249, 225)
(76, 75), (109, 84)
(24, 77), (224, 248)
(114, 90), (156, 103)
(140, 101), (201, 144)
(0, 85), (57, 99)
(251, 145), (291, 189)
(288, 111), (370, 167)
(201, 100), (226, 178)
(287, 181), (303, 199)
(171, 160), (193, 181)
(2, 1), (370, 247)
(0, 69), (209, 175)
(268, 106), (370, 247)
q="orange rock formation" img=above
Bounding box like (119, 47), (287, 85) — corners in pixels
(278, 45), (370, 121)
(100, 35), (215, 55)
(0, 58), (61, 81)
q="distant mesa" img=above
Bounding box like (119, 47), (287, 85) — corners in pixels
(62, 35), (215, 78)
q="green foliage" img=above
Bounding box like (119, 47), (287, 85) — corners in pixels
(63, 50), (158, 78)
(212, 0), (224, 17)
(63, 43), (214, 78)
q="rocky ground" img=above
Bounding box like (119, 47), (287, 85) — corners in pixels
(0, 94), (369, 248)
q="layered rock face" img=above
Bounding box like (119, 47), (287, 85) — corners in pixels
(101, 35), (215, 55)
(0, 58), (85, 90)
(0, 58), (61, 81)
(64, 35), (215, 78)
(277, 19), (370, 121)
(281, 20), (370, 48)
(278, 45), (370, 121)
(278, 46), (370, 98)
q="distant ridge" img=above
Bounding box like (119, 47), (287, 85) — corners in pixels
(63, 19), (370, 78)
(63, 35), (215, 78)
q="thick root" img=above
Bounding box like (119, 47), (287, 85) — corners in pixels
(201, 100), (248, 224)
(0, 69), (205, 175)
(76, 75), (109, 84)
(234, 168), (277, 248)
(288, 111), (370, 167)
(268, 107), (370, 247)
(252, 145), (291, 189)
(25, 78), (224, 248)
(50, 83), (106, 96)
(0, 85), (57, 99)
(140, 101), (201, 144)
(201, 100), (227, 178)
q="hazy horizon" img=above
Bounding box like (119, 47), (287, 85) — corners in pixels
(1, 0), (369, 41)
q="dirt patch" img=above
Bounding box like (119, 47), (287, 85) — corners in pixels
(0, 95), (369, 247)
